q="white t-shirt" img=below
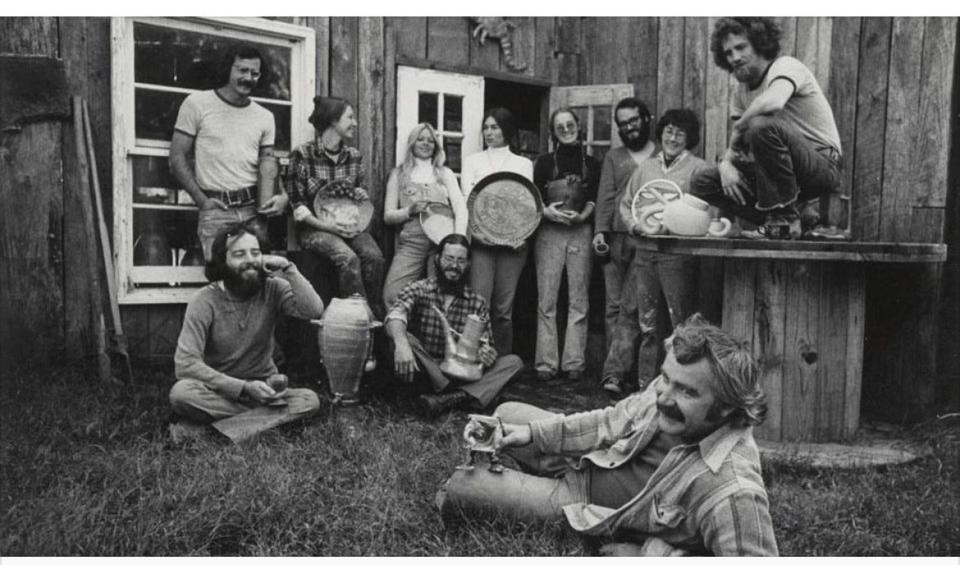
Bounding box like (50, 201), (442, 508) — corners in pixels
(732, 56), (842, 155)
(174, 90), (276, 192)
(460, 146), (534, 199)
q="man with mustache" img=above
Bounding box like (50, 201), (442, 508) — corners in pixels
(170, 45), (289, 262)
(168, 226), (325, 441)
(593, 98), (656, 397)
(436, 313), (777, 556)
(690, 17), (842, 240)
(385, 234), (523, 417)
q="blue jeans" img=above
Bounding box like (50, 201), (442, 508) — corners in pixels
(197, 204), (266, 261)
(534, 222), (592, 374)
(297, 227), (385, 313)
(602, 249), (698, 386)
(602, 232), (634, 343)
(690, 115), (841, 223)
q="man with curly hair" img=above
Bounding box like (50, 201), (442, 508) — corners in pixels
(690, 17), (842, 239)
(436, 313), (778, 556)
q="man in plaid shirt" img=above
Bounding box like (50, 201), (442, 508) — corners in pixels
(385, 234), (522, 416)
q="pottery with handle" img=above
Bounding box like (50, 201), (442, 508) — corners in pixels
(310, 295), (382, 405)
(639, 193), (732, 237)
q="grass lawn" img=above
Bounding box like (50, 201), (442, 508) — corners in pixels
(1, 364), (958, 556)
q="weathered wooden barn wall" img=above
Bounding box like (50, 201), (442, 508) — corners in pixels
(2, 16), (958, 420)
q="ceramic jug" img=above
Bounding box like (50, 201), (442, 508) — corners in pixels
(432, 305), (483, 382)
(639, 193), (732, 237)
(311, 294), (382, 405)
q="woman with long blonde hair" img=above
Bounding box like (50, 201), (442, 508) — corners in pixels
(382, 122), (468, 307)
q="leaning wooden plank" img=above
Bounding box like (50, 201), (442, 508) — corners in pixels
(852, 17), (891, 241)
(880, 17), (924, 242)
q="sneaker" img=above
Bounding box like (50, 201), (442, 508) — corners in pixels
(601, 375), (624, 396)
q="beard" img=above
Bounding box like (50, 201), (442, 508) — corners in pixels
(224, 263), (265, 299)
(436, 265), (468, 295)
(620, 124), (651, 151)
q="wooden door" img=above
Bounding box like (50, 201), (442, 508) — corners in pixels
(549, 84), (635, 163)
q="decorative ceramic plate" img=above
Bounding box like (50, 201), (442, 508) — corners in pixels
(467, 172), (543, 247)
(630, 178), (683, 228)
(419, 202), (456, 244)
(313, 195), (374, 236)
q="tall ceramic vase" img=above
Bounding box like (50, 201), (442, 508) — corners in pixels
(311, 294), (382, 406)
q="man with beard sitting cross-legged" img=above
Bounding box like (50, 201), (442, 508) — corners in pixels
(168, 225), (325, 442)
(385, 233), (523, 417)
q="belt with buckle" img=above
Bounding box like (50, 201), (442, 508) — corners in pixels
(202, 186), (256, 207)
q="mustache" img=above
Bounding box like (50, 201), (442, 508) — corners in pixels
(657, 402), (686, 423)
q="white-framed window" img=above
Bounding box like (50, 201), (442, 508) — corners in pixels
(395, 66), (484, 177)
(111, 17), (315, 304)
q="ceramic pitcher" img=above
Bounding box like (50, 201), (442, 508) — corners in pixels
(639, 193), (732, 237)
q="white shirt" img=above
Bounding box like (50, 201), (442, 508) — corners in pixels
(460, 146), (534, 199)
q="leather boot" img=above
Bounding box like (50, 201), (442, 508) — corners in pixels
(417, 389), (469, 417)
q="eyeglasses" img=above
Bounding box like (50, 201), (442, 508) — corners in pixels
(439, 256), (468, 267)
(554, 121), (578, 133)
(617, 115), (647, 130)
(662, 127), (688, 141)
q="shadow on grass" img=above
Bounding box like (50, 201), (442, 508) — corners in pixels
(0, 364), (958, 555)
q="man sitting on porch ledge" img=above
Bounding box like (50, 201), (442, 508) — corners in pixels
(690, 17), (843, 240)
(436, 313), (778, 556)
(168, 225), (325, 442)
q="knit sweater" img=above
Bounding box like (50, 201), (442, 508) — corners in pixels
(619, 151), (711, 234)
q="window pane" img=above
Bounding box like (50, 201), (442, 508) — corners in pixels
(135, 88), (187, 142)
(443, 137), (462, 174)
(134, 22), (291, 101)
(418, 92), (438, 127)
(443, 94), (463, 132)
(594, 105), (611, 142)
(133, 208), (202, 266)
(132, 155), (183, 205)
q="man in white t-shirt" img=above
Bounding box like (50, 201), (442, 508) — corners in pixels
(690, 18), (843, 239)
(170, 46), (288, 260)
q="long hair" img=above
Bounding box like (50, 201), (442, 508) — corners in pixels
(308, 96), (352, 134)
(710, 17), (782, 72)
(666, 313), (767, 428)
(204, 224), (269, 282)
(397, 123), (446, 185)
(437, 233), (472, 259)
(656, 108), (701, 150)
(548, 106), (582, 145)
(482, 107), (518, 151)
(217, 45), (266, 89)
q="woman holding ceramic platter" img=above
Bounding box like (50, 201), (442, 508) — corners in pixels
(460, 107), (534, 355)
(286, 95), (385, 318)
(601, 108), (712, 397)
(530, 107), (600, 383)
(382, 122), (468, 308)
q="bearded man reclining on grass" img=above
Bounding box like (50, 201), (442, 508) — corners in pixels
(168, 225), (325, 442)
(436, 313), (778, 556)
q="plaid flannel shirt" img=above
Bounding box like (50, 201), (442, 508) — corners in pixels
(285, 140), (366, 215)
(385, 277), (495, 361)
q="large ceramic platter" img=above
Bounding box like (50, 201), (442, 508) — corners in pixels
(467, 172), (543, 247)
(419, 201), (456, 245)
(630, 178), (683, 230)
(313, 194), (373, 236)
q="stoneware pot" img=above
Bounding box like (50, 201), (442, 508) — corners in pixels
(639, 194), (732, 237)
(310, 295), (382, 405)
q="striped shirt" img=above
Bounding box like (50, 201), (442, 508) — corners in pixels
(385, 277), (494, 362)
(530, 380), (778, 556)
(285, 140), (366, 215)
